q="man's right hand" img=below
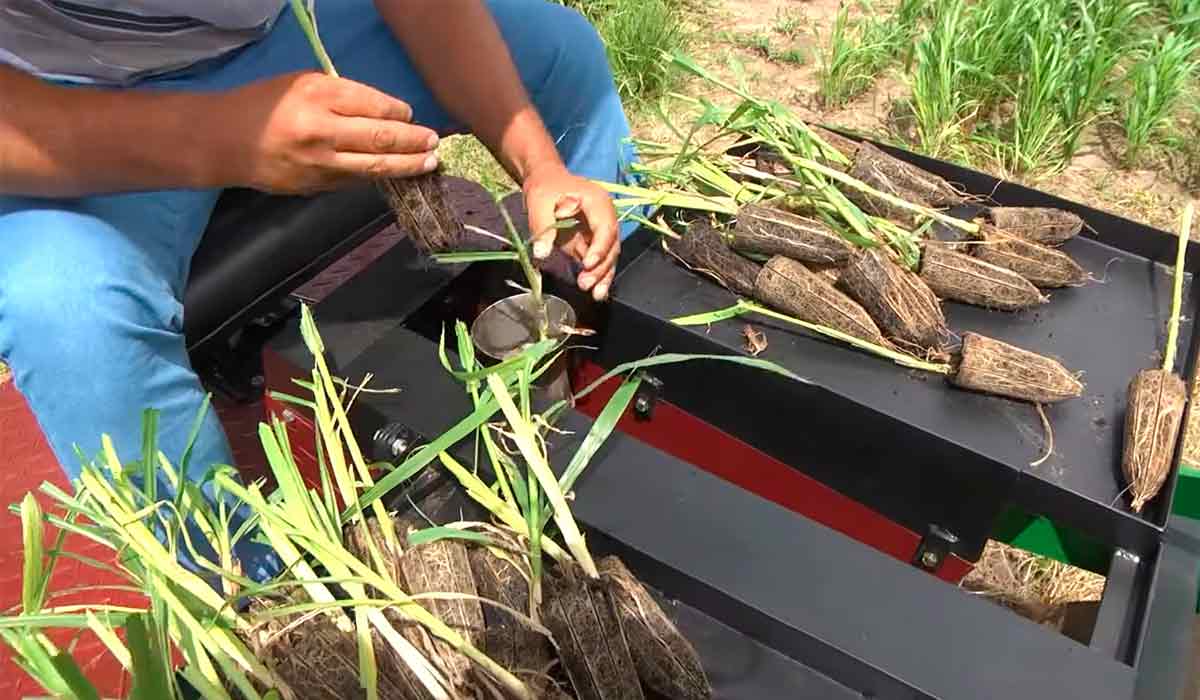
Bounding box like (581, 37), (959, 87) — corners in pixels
(214, 72), (441, 195)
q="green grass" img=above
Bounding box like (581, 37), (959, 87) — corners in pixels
(1160, 0), (1200, 38)
(773, 6), (806, 38)
(819, 0), (925, 108)
(818, 3), (885, 107)
(1123, 31), (1200, 166)
(1000, 25), (1071, 174)
(1056, 0), (1147, 160)
(971, 3), (1083, 174)
(725, 30), (772, 57)
(774, 46), (809, 65)
(560, 0), (692, 106)
(902, 0), (1176, 175)
(908, 0), (975, 159)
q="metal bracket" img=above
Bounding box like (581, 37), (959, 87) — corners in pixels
(193, 324), (271, 404)
(913, 524), (960, 572)
(371, 422), (427, 463)
(632, 372), (664, 420)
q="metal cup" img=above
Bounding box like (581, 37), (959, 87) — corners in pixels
(470, 292), (576, 402)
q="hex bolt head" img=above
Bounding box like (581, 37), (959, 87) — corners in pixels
(921, 550), (941, 568)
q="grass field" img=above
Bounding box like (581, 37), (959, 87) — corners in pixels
(436, 0), (1200, 629)
(450, 0), (1197, 225)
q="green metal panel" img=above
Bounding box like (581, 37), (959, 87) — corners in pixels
(1171, 463), (1200, 521)
(1169, 464), (1200, 611)
(988, 464), (1200, 608)
(991, 507), (1111, 575)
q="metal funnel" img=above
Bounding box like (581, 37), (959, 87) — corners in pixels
(471, 292), (576, 402)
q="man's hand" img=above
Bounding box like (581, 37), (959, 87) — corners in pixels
(214, 72), (442, 194)
(375, 2), (623, 301)
(524, 165), (620, 301)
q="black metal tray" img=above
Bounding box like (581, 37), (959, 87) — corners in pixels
(589, 143), (1200, 562)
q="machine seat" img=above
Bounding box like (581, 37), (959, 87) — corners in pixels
(183, 184), (393, 353)
(182, 184), (392, 397)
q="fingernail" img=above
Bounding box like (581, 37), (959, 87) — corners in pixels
(578, 274), (594, 289)
(584, 254), (600, 268)
(534, 240), (552, 259)
(423, 154), (439, 171)
(595, 282), (610, 300)
(426, 133), (439, 149)
(555, 197), (581, 218)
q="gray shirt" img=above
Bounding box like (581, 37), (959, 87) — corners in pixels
(0, 1), (286, 85)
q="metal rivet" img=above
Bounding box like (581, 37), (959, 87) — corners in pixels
(921, 550), (940, 568)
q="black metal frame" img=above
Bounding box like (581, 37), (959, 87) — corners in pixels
(265, 256), (1200, 697)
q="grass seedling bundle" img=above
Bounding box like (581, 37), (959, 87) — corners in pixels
(1121, 202), (1196, 512)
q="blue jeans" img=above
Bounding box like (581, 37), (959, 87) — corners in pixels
(0, 0), (637, 581)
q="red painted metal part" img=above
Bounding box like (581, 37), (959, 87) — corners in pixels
(569, 360), (974, 584)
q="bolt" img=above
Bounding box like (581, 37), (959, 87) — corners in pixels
(281, 409), (297, 423)
(390, 437), (409, 457)
(920, 550), (941, 568)
(634, 396), (651, 415)
(251, 374), (265, 388)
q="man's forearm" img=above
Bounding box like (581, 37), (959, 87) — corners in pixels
(374, 0), (566, 184)
(0, 66), (214, 197)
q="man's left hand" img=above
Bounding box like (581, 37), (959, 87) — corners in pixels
(523, 164), (620, 301)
